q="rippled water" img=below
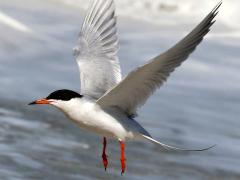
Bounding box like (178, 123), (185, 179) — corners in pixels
(0, 0), (240, 179)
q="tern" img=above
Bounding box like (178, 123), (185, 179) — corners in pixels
(29, 0), (221, 174)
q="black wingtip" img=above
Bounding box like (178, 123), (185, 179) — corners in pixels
(212, 1), (222, 13)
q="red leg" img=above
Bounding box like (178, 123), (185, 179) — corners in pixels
(119, 140), (126, 175)
(102, 137), (108, 171)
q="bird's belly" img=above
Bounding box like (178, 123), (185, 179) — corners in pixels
(67, 109), (132, 139)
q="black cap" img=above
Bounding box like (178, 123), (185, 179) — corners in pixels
(46, 89), (83, 101)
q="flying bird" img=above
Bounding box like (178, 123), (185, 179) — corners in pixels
(29, 0), (221, 174)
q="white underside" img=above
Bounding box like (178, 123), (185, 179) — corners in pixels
(50, 98), (211, 151)
(51, 97), (150, 141)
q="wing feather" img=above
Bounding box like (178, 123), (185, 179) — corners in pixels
(97, 2), (222, 116)
(74, 0), (121, 99)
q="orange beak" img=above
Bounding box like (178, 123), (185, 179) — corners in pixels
(28, 99), (51, 105)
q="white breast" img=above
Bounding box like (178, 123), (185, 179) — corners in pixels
(56, 97), (134, 140)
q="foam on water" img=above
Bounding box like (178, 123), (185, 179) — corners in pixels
(0, 11), (32, 33)
(57, 0), (240, 31)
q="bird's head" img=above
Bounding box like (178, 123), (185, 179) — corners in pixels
(28, 89), (83, 110)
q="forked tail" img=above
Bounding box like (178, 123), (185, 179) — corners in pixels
(142, 135), (216, 151)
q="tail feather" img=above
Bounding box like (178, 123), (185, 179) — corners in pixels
(142, 135), (216, 152)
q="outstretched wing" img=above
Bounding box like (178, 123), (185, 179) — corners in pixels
(74, 0), (121, 99)
(97, 2), (222, 116)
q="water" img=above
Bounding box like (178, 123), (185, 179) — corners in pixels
(0, 0), (240, 179)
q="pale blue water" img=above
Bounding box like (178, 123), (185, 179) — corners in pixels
(0, 0), (240, 179)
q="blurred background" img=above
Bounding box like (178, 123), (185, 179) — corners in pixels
(0, 0), (240, 179)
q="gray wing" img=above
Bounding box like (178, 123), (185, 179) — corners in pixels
(97, 2), (221, 116)
(74, 0), (121, 99)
